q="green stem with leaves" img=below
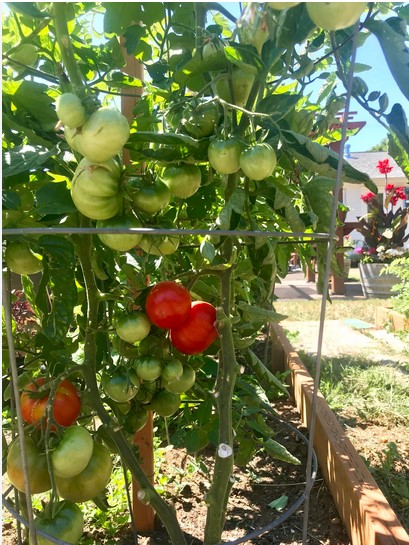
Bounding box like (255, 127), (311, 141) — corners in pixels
(204, 266), (240, 545)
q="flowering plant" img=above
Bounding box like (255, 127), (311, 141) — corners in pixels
(354, 159), (409, 263)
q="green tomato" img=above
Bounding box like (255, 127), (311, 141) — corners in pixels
(208, 138), (242, 174)
(134, 381), (158, 404)
(71, 158), (122, 220)
(163, 365), (196, 394)
(138, 234), (179, 256)
(32, 500), (84, 545)
(160, 164), (201, 199)
(215, 68), (255, 108)
(149, 390), (181, 417)
(102, 367), (140, 403)
(7, 436), (51, 495)
(134, 356), (163, 382)
(130, 178), (171, 215)
(161, 359), (184, 382)
(116, 312), (151, 344)
(73, 107), (130, 163)
(4, 242), (43, 275)
(55, 441), (112, 503)
(138, 334), (171, 360)
(239, 143), (277, 180)
(51, 426), (94, 479)
(306, 2), (367, 31)
(9, 44), (38, 69)
(55, 93), (86, 129)
(182, 102), (219, 139)
(122, 403), (149, 434)
(97, 215), (143, 252)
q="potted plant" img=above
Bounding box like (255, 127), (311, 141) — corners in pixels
(354, 160), (409, 297)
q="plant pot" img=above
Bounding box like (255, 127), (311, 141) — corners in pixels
(358, 262), (399, 298)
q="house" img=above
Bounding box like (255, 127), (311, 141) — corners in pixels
(342, 148), (408, 244)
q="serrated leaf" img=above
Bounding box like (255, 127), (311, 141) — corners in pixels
(264, 438), (301, 465)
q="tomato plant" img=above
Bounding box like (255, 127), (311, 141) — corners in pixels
(33, 500), (84, 545)
(55, 441), (112, 503)
(170, 301), (218, 355)
(2, 2), (403, 544)
(20, 378), (81, 427)
(7, 436), (51, 495)
(145, 281), (191, 329)
(51, 426), (94, 479)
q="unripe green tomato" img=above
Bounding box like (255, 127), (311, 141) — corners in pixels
(134, 356), (163, 382)
(268, 2), (300, 10)
(215, 68), (255, 108)
(9, 44), (38, 69)
(162, 359), (184, 382)
(33, 500), (84, 545)
(56, 93), (86, 129)
(161, 164), (201, 199)
(182, 102), (219, 139)
(130, 179), (171, 215)
(163, 365), (196, 394)
(239, 143), (277, 180)
(97, 215), (143, 252)
(70, 158), (122, 220)
(149, 390), (181, 417)
(306, 2), (367, 31)
(138, 235), (179, 256)
(208, 138), (242, 174)
(116, 312), (151, 344)
(74, 107), (130, 163)
(102, 367), (140, 403)
(4, 242), (43, 275)
(51, 426), (94, 479)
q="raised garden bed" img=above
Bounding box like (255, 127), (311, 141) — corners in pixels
(375, 307), (409, 332)
(270, 323), (409, 545)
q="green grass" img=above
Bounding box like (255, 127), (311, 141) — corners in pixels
(300, 352), (409, 427)
(274, 298), (386, 323)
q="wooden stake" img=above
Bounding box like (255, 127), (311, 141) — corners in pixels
(120, 38), (156, 533)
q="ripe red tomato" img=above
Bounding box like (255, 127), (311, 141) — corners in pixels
(145, 281), (191, 329)
(170, 301), (218, 355)
(21, 378), (81, 427)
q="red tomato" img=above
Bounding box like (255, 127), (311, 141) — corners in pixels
(145, 281), (191, 329)
(170, 301), (218, 355)
(21, 378), (81, 427)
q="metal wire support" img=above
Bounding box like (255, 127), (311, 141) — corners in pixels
(301, 21), (361, 545)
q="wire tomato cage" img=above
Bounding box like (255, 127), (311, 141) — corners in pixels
(2, 19), (360, 545)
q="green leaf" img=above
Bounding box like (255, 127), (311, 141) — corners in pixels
(173, 51), (228, 87)
(103, 3), (141, 34)
(264, 438), (301, 465)
(7, 2), (48, 18)
(127, 131), (200, 149)
(36, 236), (78, 344)
(258, 93), (301, 121)
(235, 437), (256, 467)
(200, 240), (216, 263)
(35, 182), (77, 216)
(215, 188), (246, 230)
(3, 145), (60, 178)
(283, 130), (377, 191)
(268, 495), (289, 511)
(11, 80), (58, 131)
(366, 17), (409, 102)
(243, 349), (288, 396)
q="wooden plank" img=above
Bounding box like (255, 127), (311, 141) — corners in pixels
(271, 323), (409, 545)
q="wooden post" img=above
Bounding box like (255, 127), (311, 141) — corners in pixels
(120, 40), (156, 532)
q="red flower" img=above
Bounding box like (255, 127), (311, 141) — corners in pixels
(376, 159), (393, 175)
(361, 192), (376, 204)
(395, 187), (406, 200)
(385, 183), (395, 193)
